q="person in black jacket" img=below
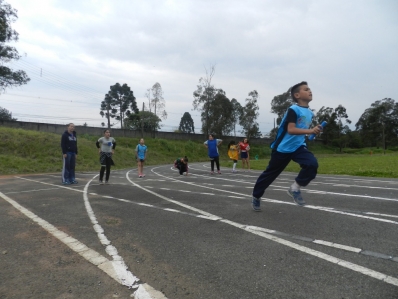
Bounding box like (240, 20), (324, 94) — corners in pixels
(61, 123), (78, 184)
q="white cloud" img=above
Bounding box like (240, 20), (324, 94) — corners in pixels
(2, 0), (397, 133)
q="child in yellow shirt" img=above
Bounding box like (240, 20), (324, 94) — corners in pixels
(228, 141), (239, 173)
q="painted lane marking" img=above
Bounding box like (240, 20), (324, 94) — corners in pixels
(126, 170), (222, 220)
(14, 176), (166, 298)
(82, 177), (167, 298)
(149, 169), (398, 226)
(185, 172), (398, 203)
(365, 212), (398, 219)
(4, 187), (60, 194)
(0, 192), (131, 292)
(188, 164), (398, 190)
(128, 170), (398, 287)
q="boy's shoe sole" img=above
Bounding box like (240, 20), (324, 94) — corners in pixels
(62, 182), (71, 185)
(252, 197), (261, 211)
(287, 188), (306, 206)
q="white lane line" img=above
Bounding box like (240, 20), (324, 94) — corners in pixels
(313, 240), (362, 253)
(365, 212), (398, 219)
(126, 170), (222, 220)
(0, 192), (128, 290)
(14, 176), (166, 298)
(4, 188), (60, 194)
(186, 167), (398, 201)
(85, 178), (139, 288)
(148, 169), (398, 226)
(128, 170), (398, 287)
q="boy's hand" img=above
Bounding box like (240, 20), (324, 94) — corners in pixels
(312, 125), (323, 135)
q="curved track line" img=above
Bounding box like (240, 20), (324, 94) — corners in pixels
(126, 167), (398, 287)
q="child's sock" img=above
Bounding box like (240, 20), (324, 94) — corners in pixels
(233, 162), (236, 170)
(291, 181), (301, 192)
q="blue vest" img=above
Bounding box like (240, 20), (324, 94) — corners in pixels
(271, 105), (313, 153)
(207, 139), (219, 157)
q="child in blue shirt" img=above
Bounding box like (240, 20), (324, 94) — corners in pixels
(251, 81), (323, 211)
(204, 134), (222, 174)
(135, 138), (147, 178)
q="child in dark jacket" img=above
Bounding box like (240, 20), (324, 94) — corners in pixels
(174, 156), (189, 175)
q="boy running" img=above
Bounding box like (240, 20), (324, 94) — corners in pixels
(251, 81), (322, 211)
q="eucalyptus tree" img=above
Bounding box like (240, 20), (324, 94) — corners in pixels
(151, 82), (167, 120)
(239, 90), (261, 138)
(356, 98), (398, 151)
(0, 0), (30, 92)
(193, 65), (217, 135)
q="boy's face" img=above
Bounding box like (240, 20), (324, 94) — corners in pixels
(294, 85), (312, 104)
(140, 139), (144, 144)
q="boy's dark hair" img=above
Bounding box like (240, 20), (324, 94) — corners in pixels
(228, 140), (236, 148)
(290, 81), (308, 102)
(183, 156), (188, 163)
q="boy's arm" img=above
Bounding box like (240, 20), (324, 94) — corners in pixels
(287, 122), (321, 135)
(203, 141), (208, 148)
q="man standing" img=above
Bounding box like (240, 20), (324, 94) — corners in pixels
(61, 123), (78, 184)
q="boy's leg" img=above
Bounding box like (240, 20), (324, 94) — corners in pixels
(291, 146), (318, 187)
(287, 146), (318, 206)
(137, 161), (141, 175)
(210, 159), (215, 171)
(252, 151), (292, 199)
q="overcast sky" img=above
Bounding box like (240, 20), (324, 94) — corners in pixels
(2, 0), (397, 134)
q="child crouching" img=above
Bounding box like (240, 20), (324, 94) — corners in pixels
(174, 156), (189, 175)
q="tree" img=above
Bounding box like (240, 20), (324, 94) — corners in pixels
(313, 105), (351, 151)
(0, 106), (16, 120)
(126, 111), (161, 132)
(231, 98), (243, 137)
(239, 90), (261, 138)
(270, 89), (293, 126)
(0, 0), (30, 92)
(178, 112), (195, 133)
(151, 82), (167, 120)
(355, 98), (398, 150)
(100, 83), (138, 129)
(205, 90), (234, 136)
(193, 64), (217, 135)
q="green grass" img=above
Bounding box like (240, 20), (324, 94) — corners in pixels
(1, 127), (398, 178)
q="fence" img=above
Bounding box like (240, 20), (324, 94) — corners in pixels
(0, 120), (273, 145)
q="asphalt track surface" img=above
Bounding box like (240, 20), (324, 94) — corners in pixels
(1, 163), (398, 299)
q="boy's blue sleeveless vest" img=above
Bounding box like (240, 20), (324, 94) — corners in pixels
(207, 139), (219, 157)
(271, 105), (313, 153)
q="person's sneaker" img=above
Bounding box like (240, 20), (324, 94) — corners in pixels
(252, 197), (261, 211)
(210, 171), (214, 175)
(71, 180), (78, 184)
(217, 170), (221, 174)
(99, 180), (104, 185)
(62, 181), (71, 185)
(138, 174), (142, 178)
(142, 174), (145, 177)
(287, 188), (306, 206)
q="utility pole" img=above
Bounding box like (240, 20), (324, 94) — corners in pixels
(141, 102), (144, 138)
